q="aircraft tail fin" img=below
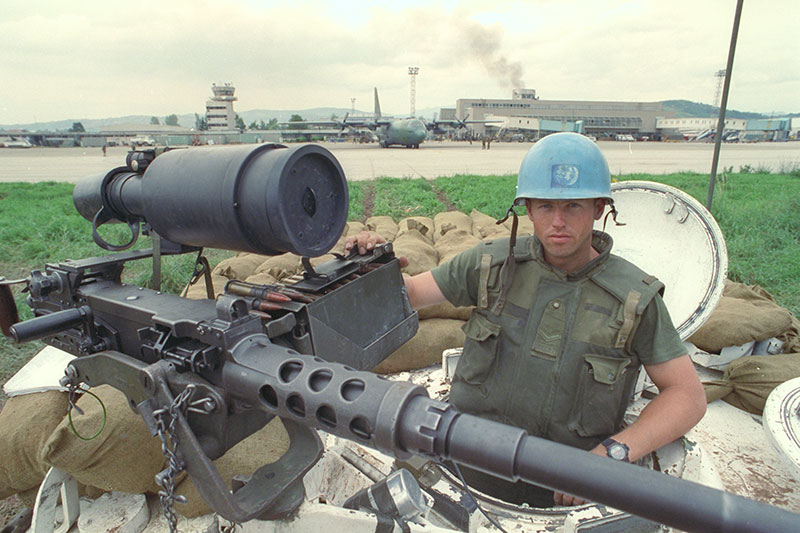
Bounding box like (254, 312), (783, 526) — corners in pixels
(374, 87), (382, 119)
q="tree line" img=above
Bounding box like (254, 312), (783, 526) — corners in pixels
(68, 112), (300, 134)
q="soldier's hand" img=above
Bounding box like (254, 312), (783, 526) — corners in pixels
(344, 231), (408, 268)
(344, 231), (384, 256)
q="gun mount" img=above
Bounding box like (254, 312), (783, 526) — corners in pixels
(2, 144), (799, 532)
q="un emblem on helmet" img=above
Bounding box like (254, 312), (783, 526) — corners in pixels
(551, 164), (580, 188)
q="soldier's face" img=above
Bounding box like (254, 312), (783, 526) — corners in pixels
(526, 198), (605, 272)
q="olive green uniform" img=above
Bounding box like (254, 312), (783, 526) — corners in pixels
(431, 231), (686, 505)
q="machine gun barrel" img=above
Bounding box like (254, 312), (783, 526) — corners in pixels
(219, 337), (799, 533)
(401, 396), (799, 533)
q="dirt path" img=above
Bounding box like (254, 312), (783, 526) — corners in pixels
(432, 186), (457, 211)
(361, 184), (375, 220)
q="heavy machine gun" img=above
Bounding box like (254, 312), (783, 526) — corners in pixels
(2, 143), (799, 532)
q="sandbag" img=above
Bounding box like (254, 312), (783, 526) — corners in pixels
(346, 221), (366, 236)
(183, 274), (229, 300)
(721, 282), (800, 353)
(434, 229), (481, 266)
(433, 211), (473, 242)
(781, 315), (800, 355)
(391, 230), (439, 276)
(417, 302), (474, 321)
(396, 217), (434, 241)
(365, 216), (398, 242)
(253, 253), (302, 281)
(174, 417), (291, 517)
(689, 281), (794, 353)
(42, 385), (165, 494)
(244, 271), (279, 286)
(703, 353), (800, 415)
(0, 391), (69, 499)
(470, 209), (511, 240)
(212, 253), (268, 281)
(373, 318), (465, 373)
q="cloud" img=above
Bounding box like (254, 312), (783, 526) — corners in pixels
(0, 0), (796, 124)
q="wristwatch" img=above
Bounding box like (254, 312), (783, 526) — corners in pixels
(601, 438), (631, 462)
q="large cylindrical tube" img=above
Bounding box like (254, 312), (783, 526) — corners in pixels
(222, 336), (800, 532)
(73, 144), (348, 257)
(398, 395), (800, 533)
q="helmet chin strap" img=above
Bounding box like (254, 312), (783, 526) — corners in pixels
(491, 206), (519, 314)
(602, 200), (625, 231)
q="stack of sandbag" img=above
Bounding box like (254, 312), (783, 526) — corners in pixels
(0, 386), (291, 518)
(376, 211), (494, 373)
(432, 211), (473, 242)
(0, 391), (73, 505)
(470, 209), (511, 240)
(694, 281), (800, 414)
(689, 281), (794, 353)
(392, 217), (438, 277)
(364, 215), (398, 242)
(432, 211), (482, 266)
(41, 385), (166, 495)
(704, 354), (800, 415)
(212, 253), (270, 281)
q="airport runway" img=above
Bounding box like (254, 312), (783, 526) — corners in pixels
(1, 141), (798, 183)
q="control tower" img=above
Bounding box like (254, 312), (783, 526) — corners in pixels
(205, 83), (238, 131)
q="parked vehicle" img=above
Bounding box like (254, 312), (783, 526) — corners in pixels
(129, 136), (155, 147)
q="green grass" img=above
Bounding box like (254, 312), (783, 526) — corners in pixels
(432, 173), (518, 219)
(1, 171), (798, 394)
(371, 177), (444, 219)
(0, 182), (232, 390)
(347, 181), (366, 220)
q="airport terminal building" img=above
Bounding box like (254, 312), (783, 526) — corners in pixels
(454, 89), (664, 139)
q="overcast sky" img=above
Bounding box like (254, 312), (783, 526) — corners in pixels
(1, 0), (796, 125)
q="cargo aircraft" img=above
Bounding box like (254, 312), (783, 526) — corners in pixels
(283, 88), (491, 148)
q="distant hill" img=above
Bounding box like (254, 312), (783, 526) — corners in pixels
(660, 100), (770, 120)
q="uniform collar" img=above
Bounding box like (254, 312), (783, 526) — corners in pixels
(531, 230), (614, 280)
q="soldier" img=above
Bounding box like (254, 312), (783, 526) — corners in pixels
(345, 132), (706, 507)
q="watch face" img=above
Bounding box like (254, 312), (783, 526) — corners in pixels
(608, 443), (627, 460)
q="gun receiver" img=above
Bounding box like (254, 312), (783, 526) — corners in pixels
(3, 144), (799, 532)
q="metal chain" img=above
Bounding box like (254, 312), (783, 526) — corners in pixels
(153, 384), (195, 533)
(65, 380), (84, 417)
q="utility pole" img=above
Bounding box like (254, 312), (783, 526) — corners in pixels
(408, 67), (419, 117)
(706, 0), (744, 210)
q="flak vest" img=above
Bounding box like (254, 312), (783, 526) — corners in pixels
(449, 231), (665, 451)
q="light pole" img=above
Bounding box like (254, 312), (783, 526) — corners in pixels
(408, 67), (419, 117)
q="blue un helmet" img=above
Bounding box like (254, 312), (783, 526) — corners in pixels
(514, 132), (612, 205)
